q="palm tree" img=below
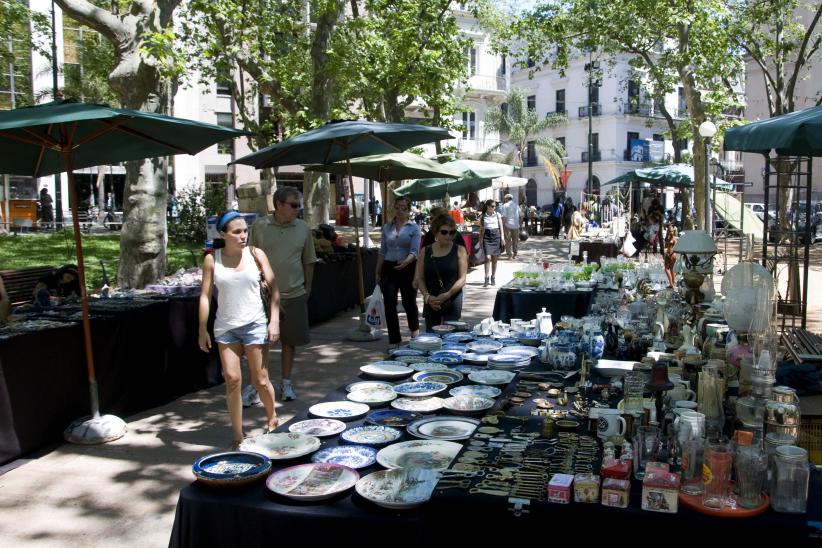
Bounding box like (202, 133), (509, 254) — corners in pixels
(482, 88), (567, 190)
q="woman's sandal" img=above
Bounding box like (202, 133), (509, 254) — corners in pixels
(229, 439), (243, 451)
(265, 417), (279, 434)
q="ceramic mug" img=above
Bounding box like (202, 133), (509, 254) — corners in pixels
(597, 409), (627, 439)
(667, 385), (696, 402)
(674, 400), (698, 411)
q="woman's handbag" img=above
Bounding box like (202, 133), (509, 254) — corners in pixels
(249, 247), (272, 321)
(473, 242), (486, 264)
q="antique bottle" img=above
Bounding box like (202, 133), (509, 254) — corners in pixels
(770, 445), (809, 513)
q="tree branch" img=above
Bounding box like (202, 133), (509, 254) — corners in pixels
(54, 0), (126, 45)
(785, 3), (822, 106)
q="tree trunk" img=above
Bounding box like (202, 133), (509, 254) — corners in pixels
(677, 63), (708, 232)
(96, 165), (106, 221)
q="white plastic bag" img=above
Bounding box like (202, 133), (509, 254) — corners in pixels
(365, 285), (385, 328)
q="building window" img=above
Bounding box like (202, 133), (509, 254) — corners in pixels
(677, 87), (687, 117)
(627, 131), (641, 161)
(592, 132), (599, 151)
(526, 141), (537, 167)
(527, 56), (535, 68)
(1, 19), (33, 109)
(527, 95), (536, 111)
(653, 134), (664, 141)
(462, 111), (476, 140)
(216, 112), (234, 155)
(628, 80), (640, 102)
(675, 138), (689, 152)
(589, 84), (599, 105)
(555, 89), (565, 114)
(499, 55), (506, 76)
(216, 81), (231, 96)
(469, 47), (477, 76)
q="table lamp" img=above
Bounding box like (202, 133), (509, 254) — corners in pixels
(721, 261), (775, 335)
(673, 230), (717, 304)
(646, 362), (675, 428)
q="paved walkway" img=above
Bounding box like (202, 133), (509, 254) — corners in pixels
(0, 234), (819, 547)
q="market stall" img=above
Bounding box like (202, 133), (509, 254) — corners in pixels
(492, 287), (594, 323)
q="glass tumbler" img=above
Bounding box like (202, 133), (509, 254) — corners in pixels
(734, 445), (767, 509)
(702, 438), (733, 509)
(623, 371), (646, 414)
(771, 446), (810, 514)
(634, 425), (661, 480)
(680, 434), (705, 496)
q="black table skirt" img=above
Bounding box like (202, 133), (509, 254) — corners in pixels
(571, 240), (622, 263)
(307, 251), (377, 325)
(492, 288), (593, 323)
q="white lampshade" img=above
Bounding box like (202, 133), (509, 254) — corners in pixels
(699, 121), (717, 138)
(721, 262), (775, 333)
(673, 230), (717, 254)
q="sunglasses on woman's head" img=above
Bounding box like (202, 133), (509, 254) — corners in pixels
(439, 229), (457, 236)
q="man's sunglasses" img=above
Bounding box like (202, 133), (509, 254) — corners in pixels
(439, 229), (457, 236)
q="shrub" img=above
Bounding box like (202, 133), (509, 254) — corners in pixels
(169, 182), (227, 244)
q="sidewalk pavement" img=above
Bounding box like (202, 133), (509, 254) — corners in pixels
(0, 235), (819, 547)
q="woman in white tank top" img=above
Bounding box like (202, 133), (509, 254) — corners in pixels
(198, 211), (281, 449)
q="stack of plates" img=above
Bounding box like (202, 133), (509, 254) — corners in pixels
(409, 335), (442, 352)
(461, 353), (490, 365)
(487, 353), (532, 369)
(360, 362), (413, 379)
(466, 340), (503, 354)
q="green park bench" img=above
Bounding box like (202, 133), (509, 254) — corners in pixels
(1, 266), (55, 307)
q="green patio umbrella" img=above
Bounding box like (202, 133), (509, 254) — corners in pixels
(724, 104), (822, 156)
(0, 98), (248, 444)
(394, 159), (515, 200)
(304, 152), (462, 181)
(234, 120), (452, 319)
(602, 164), (732, 189)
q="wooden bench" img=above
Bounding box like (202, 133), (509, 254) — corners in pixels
(0, 266), (55, 306)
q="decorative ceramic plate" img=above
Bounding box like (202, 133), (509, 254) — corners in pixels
(406, 416), (480, 441)
(355, 468), (439, 509)
(390, 396), (443, 414)
(441, 395), (495, 414)
(432, 324), (456, 335)
(514, 331), (542, 346)
(409, 335), (443, 351)
(460, 353), (490, 365)
(309, 401), (371, 421)
(394, 355), (429, 365)
(413, 370), (464, 385)
(347, 387), (397, 406)
(392, 381), (448, 398)
(440, 343), (468, 352)
(430, 350), (464, 360)
(239, 433), (321, 460)
(388, 348), (426, 357)
(192, 451), (271, 487)
(340, 425), (402, 446)
(360, 363), (414, 379)
(429, 355), (463, 365)
(266, 463), (359, 501)
(487, 354), (532, 369)
(449, 385), (502, 399)
(498, 345), (540, 357)
(376, 439), (462, 471)
(288, 418), (347, 438)
(444, 320), (471, 331)
(496, 337), (521, 346)
(442, 332), (475, 343)
(310, 445), (378, 469)
(466, 340), (503, 353)
(408, 362), (450, 372)
(345, 380), (394, 393)
(365, 409), (423, 428)
(468, 370), (516, 385)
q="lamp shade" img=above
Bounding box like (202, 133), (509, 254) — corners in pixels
(699, 121), (717, 138)
(721, 262), (775, 333)
(645, 363), (675, 392)
(673, 230), (717, 254)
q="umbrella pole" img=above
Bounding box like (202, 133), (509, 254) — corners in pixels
(62, 150), (126, 444)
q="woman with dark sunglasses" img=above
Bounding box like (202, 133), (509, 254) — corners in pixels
(478, 199), (506, 286)
(376, 196), (421, 347)
(416, 215), (468, 331)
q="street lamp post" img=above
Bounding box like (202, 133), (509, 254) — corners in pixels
(584, 56), (600, 197)
(51, 0), (63, 228)
(698, 120), (717, 235)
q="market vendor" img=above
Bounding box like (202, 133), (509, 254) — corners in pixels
(0, 274), (10, 322)
(32, 264), (81, 306)
(568, 204), (589, 240)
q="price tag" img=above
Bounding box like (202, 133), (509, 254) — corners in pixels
(570, 242), (580, 256)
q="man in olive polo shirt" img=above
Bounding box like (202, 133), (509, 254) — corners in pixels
(249, 186), (317, 401)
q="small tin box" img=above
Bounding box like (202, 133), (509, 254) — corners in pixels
(641, 467), (680, 514)
(601, 478), (631, 508)
(574, 473), (600, 503)
(547, 473), (574, 504)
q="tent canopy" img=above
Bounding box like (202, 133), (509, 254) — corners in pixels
(603, 163), (733, 190)
(724, 104), (822, 157)
(394, 159), (514, 200)
(304, 152), (461, 182)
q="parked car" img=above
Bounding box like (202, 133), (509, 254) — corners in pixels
(795, 202), (822, 243)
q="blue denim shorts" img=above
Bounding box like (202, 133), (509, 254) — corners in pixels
(215, 320), (268, 346)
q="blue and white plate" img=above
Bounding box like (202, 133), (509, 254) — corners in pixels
(406, 416), (480, 441)
(346, 380), (394, 393)
(365, 409), (423, 428)
(466, 340), (503, 353)
(453, 364), (485, 374)
(468, 370), (516, 385)
(388, 348), (426, 357)
(311, 445), (377, 469)
(460, 353), (490, 365)
(429, 355), (463, 365)
(391, 396), (443, 414)
(394, 355), (430, 365)
(407, 362), (450, 372)
(413, 370), (464, 385)
(441, 395), (495, 415)
(487, 354), (531, 369)
(309, 401), (371, 421)
(498, 345), (540, 358)
(449, 384), (502, 399)
(340, 425), (402, 447)
(440, 343), (468, 352)
(444, 320), (471, 331)
(192, 451), (271, 487)
(392, 381), (448, 398)
(409, 335), (442, 351)
(288, 418), (347, 438)
(442, 332), (475, 343)
(496, 337), (521, 346)
(430, 349), (464, 360)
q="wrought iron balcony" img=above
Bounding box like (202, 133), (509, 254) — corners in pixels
(582, 150), (601, 162)
(578, 104), (602, 117)
(623, 102), (653, 116)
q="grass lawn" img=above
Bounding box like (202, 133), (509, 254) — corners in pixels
(0, 231), (203, 289)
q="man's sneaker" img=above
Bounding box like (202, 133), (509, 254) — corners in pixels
(241, 385), (260, 407)
(280, 380), (297, 401)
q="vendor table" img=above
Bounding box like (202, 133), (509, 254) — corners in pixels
(307, 250), (377, 325)
(169, 362), (822, 548)
(571, 240), (622, 263)
(492, 287), (594, 323)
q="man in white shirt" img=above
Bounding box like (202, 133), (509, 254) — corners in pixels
(498, 194), (523, 259)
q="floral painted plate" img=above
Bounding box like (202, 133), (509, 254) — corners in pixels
(440, 343), (468, 352)
(390, 396), (443, 414)
(394, 355), (430, 365)
(192, 451), (271, 487)
(359, 363), (414, 380)
(468, 370), (516, 386)
(345, 380), (394, 393)
(444, 320), (471, 332)
(441, 395), (495, 415)
(449, 384), (502, 399)
(387, 348), (426, 358)
(288, 418), (347, 438)
(266, 463), (359, 501)
(409, 335), (442, 351)
(442, 332), (475, 343)
(406, 416), (480, 441)
(239, 433), (321, 460)
(340, 425), (402, 447)
(460, 353), (490, 365)
(309, 401), (371, 421)
(392, 381), (448, 398)
(346, 386), (397, 406)
(310, 445), (378, 470)
(412, 370), (464, 385)
(365, 409), (423, 428)
(376, 439), (462, 471)
(407, 362), (450, 372)
(355, 468), (439, 509)
(453, 365), (485, 374)
(466, 340), (504, 353)
(498, 345), (540, 357)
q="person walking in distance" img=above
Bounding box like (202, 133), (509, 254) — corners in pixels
(498, 194), (523, 259)
(249, 186), (317, 401)
(478, 199), (506, 287)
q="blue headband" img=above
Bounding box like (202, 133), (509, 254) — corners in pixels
(217, 211), (242, 232)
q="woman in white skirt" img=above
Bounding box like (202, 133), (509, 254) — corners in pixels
(478, 199), (506, 287)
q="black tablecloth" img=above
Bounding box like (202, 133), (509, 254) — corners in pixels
(307, 251), (377, 325)
(571, 240), (622, 263)
(0, 298), (221, 464)
(492, 288), (593, 322)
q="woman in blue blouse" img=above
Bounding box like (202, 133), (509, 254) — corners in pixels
(376, 196), (421, 346)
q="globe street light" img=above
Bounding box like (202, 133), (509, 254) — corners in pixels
(698, 120), (717, 235)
